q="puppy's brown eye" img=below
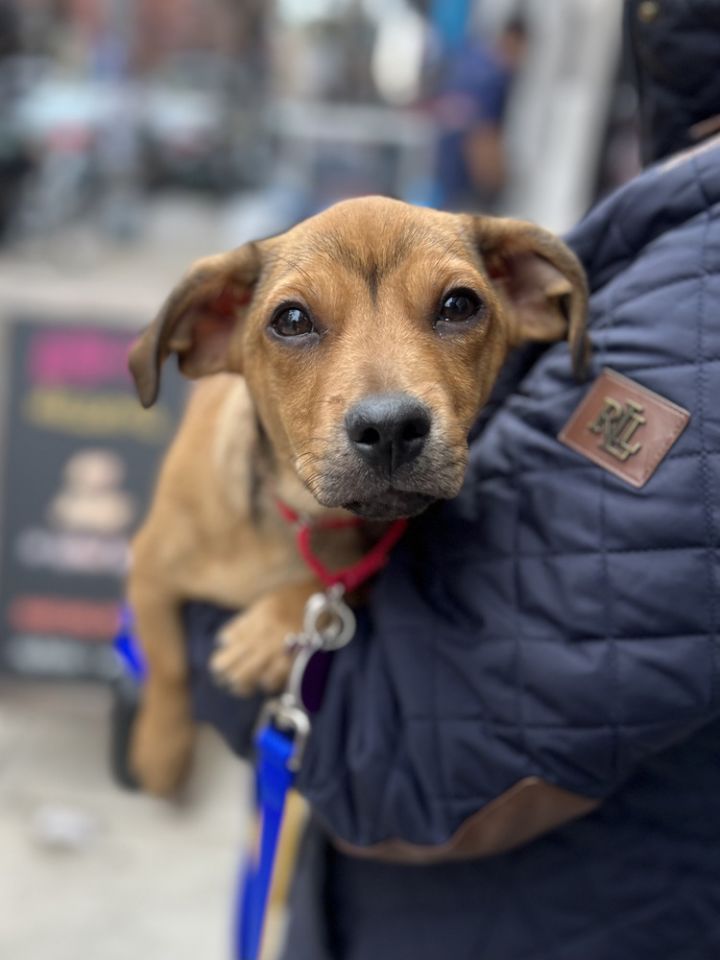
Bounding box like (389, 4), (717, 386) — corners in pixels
(271, 306), (315, 338)
(437, 288), (483, 326)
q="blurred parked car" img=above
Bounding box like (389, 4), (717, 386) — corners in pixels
(11, 75), (109, 246)
(0, 55), (50, 238)
(140, 52), (253, 193)
(11, 70), (147, 251)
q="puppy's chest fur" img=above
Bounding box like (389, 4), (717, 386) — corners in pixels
(133, 375), (364, 609)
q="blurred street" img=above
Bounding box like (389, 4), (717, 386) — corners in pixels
(0, 677), (249, 960)
(0, 193), (233, 318)
(0, 195), (255, 960)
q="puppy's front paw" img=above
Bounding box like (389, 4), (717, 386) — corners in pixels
(210, 602), (294, 696)
(130, 705), (194, 797)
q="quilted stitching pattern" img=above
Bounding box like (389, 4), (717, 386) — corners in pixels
(299, 138), (720, 849)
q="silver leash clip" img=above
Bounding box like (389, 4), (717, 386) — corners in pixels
(261, 585), (356, 770)
(285, 583), (356, 654)
(257, 691), (312, 771)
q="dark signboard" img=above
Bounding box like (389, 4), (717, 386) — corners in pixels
(0, 318), (186, 681)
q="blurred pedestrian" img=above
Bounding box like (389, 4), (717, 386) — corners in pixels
(0, 0), (33, 239)
(429, 15), (528, 211)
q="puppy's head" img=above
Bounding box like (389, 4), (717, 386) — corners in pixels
(130, 197), (587, 520)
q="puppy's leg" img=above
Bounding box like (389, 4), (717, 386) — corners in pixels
(128, 575), (195, 797)
(210, 579), (320, 696)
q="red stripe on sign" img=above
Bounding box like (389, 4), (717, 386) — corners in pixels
(9, 596), (120, 640)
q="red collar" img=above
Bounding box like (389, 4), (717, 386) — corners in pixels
(276, 499), (407, 592)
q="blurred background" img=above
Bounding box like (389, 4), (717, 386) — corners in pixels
(0, 1), (640, 957)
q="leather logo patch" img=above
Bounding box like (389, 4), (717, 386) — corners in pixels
(558, 369), (690, 488)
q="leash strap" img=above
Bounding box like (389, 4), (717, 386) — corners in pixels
(113, 605), (146, 682)
(237, 688), (311, 960)
(238, 724), (296, 960)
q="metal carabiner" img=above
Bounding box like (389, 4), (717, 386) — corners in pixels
(301, 584), (356, 652)
(257, 689), (311, 772)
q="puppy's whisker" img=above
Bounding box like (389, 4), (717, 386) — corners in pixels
(294, 454), (324, 471)
(289, 437), (332, 461)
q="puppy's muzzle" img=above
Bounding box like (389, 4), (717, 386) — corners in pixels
(345, 393), (431, 475)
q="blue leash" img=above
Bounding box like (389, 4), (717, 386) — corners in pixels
(237, 723), (298, 960)
(113, 605), (146, 682)
(236, 587), (354, 960)
(113, 588), (355, 960)
(112, 608), (314, 960)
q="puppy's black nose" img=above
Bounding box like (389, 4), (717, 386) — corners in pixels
(345, 393), (431, 474)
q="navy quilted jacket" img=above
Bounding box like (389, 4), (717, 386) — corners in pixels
(270, 135), (720, 960)
(185, 133), (720, 959)
(299, 133), (720, 831)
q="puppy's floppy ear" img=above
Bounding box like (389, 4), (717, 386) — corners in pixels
(128, 242), (261, 408)
(471, 216), (590, 378)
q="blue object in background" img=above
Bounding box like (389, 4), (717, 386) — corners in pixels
(430, 0), (473, 51)
(113, 605), (146, 683)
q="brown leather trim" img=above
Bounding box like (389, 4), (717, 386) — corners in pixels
(662, 130), (720, 171)
(332, 778), (599, 864)
(690, 114), (720, 142)
(558, 368), (690, 488)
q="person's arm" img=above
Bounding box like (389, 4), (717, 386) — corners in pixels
(184, 602), (264, 757)
(463, 118), (507, 196)
(295, 205), (720, 859)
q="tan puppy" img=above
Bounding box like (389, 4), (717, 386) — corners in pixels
(127, 196), (587, 796)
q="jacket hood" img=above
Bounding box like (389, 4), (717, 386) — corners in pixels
(625, 0), (720, 164)
(568, 131), (720, 292)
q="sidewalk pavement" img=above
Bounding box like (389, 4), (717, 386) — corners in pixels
(0, 677), (251, 960)
(0, 197), (259, 960)
(0, 194), (238, 328)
